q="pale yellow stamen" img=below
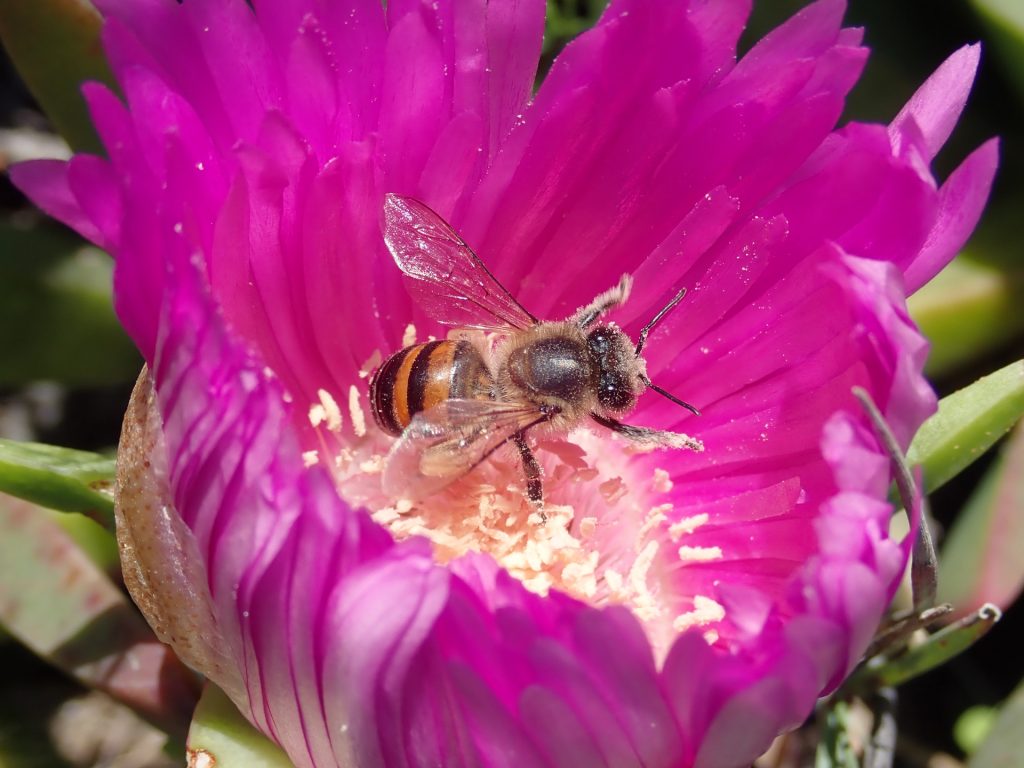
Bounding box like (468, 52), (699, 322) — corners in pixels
(677, 545), (723, 563)
(358, 350), (382, 379)
(638, 504), (672, 544)
(673, 595), (726, 632)
(402, 324), (417, 347)
(313, 388), (343, 432)
(348, 386), (366, 437)
(302, 450), (320, 467)
(668, 513), (709, 541)
(324, 399), (729, 658)
(308, 404), (327, 428)
(652, 468), (673, 493)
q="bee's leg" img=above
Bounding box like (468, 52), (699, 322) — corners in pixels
(512, 432), (545, 518)
(592, 413), (704, 452)
(573, 274), (632, 327)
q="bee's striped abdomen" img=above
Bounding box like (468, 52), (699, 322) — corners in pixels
(370, 339), (493, 436)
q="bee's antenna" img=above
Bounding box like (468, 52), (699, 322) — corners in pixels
(635, 287), (687, 357)
(640, 374), (701, 416)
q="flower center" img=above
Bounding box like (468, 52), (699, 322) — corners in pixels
(305, 343), (726, 654)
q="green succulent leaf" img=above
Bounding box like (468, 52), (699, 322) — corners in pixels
(938, 423), (1024, 617)
(188, 685), (293, 768)
(907, 360), (1024, 494)
(909, 257), (1024, 378)
(970, 678), (1024, 768)
(0, 494), (198, 738)
(0, 437), (115, 528)
(851, 605), (1001, 692)
(0, 222), (140, 387)
(0, 0), (114, 153)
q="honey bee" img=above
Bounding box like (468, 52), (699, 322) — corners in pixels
(371, 194), (703, 509)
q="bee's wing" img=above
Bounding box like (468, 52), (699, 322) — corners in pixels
(381, 399), (546, 499)
(382, 194), (539, 332)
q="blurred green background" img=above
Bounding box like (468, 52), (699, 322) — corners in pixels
(0, 0), (1022, 766)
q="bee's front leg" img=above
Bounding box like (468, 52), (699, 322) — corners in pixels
(512, 432), (545, 521)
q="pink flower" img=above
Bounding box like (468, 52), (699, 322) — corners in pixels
(13, 0), (996, 765)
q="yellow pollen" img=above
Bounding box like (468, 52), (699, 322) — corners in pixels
(638, 504), (672, 545)
(358, 455), (384, 473)
(302, 450), (320, 467)
(359, 350), (383, 379)
(308, 404), (327, 428)
(677, 545), (723, 563)
(348, 385), (367, 437)
(327, 409), (727, 659)
(672, 595), (726, 632)
(652, 468), (673, 493)
(668, 513), (709, 541)
(402, 324), (417, 347)
(315, 388), (343, 432)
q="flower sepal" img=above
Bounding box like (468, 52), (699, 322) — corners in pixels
(116, 367), (246, 707)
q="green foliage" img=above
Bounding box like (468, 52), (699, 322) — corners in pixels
(970, 679), (1024, 768)
(939, 423), (1024, 616)
(0, 494), (198, 738)
(971, 0), (1024, 104)
(907, 360), (1024, 494)
(910, 257), (1024, 378)
(848, 606), (1001, 692)
(0, 437), (115, 527)
(0, 0), (115, 153)
(188, 685), (293, 768)
(956, 705), (997, 757)
(0, 221), (140, 387)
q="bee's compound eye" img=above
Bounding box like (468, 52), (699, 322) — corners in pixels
(598, 371), (635, 412)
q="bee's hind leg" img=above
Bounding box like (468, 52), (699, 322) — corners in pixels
(573, 274), (632, 327)
(512, 432), (545, 520)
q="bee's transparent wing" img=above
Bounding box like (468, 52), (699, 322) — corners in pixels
(382, 194), (538, 331)
(381, 399), (546, 499)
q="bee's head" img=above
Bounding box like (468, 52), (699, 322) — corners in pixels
(586, 325), (644, 414)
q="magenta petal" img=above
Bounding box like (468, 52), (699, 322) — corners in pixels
(890, 44), (981, 161)
(15, 0), (998, 765)
(66, 156), (122, 249)
(9, 160), (103, 244)
(482, 0), (545, 156)
(903, 137), (1000, 292)
(378, 11), (446, 193)
(153, 259), (395, 756)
